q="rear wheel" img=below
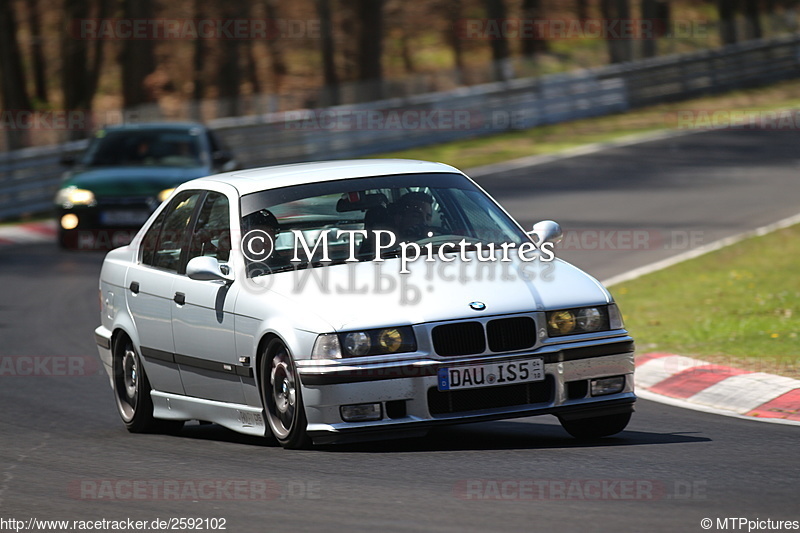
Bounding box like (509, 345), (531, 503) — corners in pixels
(260, 339), (310, 449)
(113, 334), (183, 434)
(559, 412), (631, 439)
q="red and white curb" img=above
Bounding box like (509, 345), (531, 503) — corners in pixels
(0, 221), (56, 247)
(635, 353), (800, 426)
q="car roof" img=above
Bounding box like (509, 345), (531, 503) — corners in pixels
(189, 159), (464, 195)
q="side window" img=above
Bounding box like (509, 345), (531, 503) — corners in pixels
(150, 191), (202, 272)
(141, 208), (167, 266)
(187, 192), (231, 264)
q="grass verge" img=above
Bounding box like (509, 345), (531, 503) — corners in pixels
(373, 78), (800, 169)
(610, 224), (800, 379)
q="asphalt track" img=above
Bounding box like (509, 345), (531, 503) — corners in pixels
(1, 129), (799, 532)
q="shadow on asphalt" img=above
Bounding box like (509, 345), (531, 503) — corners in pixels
(174, 419), (710, 454)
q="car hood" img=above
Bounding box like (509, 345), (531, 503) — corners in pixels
(264, 255), (611, 331)
(63, 166), (210, 197)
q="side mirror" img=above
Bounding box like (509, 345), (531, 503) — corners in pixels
(186, 256), (234, 283)
(528, 220), (563, 245)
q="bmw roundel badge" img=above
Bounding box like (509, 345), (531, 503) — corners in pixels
(469, 301), (486, 311)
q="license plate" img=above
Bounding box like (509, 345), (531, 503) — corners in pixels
(437, 358), (544, 391)
(100, 210), (150, 225)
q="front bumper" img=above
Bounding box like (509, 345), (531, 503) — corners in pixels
(297, 336), (636, 444)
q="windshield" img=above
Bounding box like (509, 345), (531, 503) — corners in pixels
(240, 172), (529, 274)
(83, 128), (206, 167)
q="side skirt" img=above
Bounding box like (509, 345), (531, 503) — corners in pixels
(150, 391), (268, 437)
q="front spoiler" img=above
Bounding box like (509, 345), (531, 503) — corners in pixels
(308, 395), (635, 445)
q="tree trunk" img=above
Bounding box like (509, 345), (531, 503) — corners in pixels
(263, 0), (288, 93)
(485, 0), (511, 81)
(217, 2), (245, 117)
(316, 0), (340, 105)
(26, 0), (48, 104)
(444, 0), (465, 82)
(601, 0), (634, 63)
(743, 0), (762, 40)
(355, 0), (384, 101)
(191, 0), (206, 119)
(615, 0), (633, 61)
(0, 0), (32, 149)
(576, 0), (589, 20)
(120, 0), (156, 109)
(641, 0), (658, 58)
(86, 0), (106, 108)
(522, 0), (548, 58)
(718, 0), (739, 45)
(62, 0), (91, 110)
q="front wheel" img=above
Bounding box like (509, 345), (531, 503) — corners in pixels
(260, 339), (311, 449)
(559, 412), (631, 439)
(113, 334), (183, 434)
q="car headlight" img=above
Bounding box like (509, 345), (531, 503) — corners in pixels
(157, 188), (175, 203)
(311, 333), (342, 360)
(55, 186), (96, 208)
(546, 306), (611, 337)
(311, 327), (417, 359)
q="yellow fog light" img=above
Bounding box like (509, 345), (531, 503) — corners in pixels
(60, 213), (79, 230)
(157, 188), (175, 203)
(547, 310), (576, 336)
(379, 328), (403, 353)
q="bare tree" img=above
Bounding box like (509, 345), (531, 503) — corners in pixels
(0, 0), (32, 149)
(191, 0), (206, 119)
(263, 0), (288, 92)
(441, 0), (465, 78)
(120, 0), (156, 109)
(576, 0), (589, 19)
(743, 0), (763, 39)
(355, 0), (384, 100)
(26, 0), (48, 103)
(522, 0), (548, 58)
(216, 1), (249, 117)
(485, 0), (511, 81)
(641, 0), (658, 58)
(718, 0), (739, 45)
(601, 0), (634, 63)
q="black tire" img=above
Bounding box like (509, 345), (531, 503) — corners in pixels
(112, 334), (183, 434)
(559, 412), (631, 439)
(260, 339), (311, 449)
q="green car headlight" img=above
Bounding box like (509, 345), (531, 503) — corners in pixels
(55, 186), (96, 208)
(338, 327), (416, 357)
(546, 306), (610, 337)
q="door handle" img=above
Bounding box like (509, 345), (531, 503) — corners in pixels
(129, 281), (140, 294)
(174, 292), (186, 305)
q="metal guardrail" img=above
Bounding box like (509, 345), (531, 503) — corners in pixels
(2, 35), (799, 221)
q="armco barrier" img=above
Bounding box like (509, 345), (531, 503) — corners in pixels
(2, 35), (800, 220)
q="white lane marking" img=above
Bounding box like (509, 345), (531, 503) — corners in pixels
(466, 128), (704, 178)
(602, 211), (800, 287)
